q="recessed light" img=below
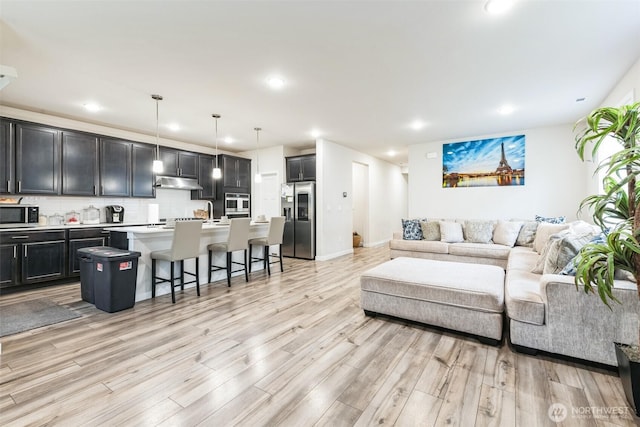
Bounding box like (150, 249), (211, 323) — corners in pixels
(484, 0), (514, 14)
(167, 123), (180, 132)
(267, 76), (285, 89)
(410, 120), (426, 130)
(387, 150), (397, 157)
(83, 102), (101, 113)
(497, 105), (515, 115)
(224, 136), (233, 144)
(310, 129), (321, 138)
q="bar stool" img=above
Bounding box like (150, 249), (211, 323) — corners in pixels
(249, 216), (286, 275)
(150, 220), (203, 304)
(208, 217), (251, 287)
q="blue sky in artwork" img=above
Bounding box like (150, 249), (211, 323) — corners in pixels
(442, 135), (525, 173)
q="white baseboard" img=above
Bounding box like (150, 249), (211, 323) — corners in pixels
(363, 239), (389, 248)
(315, 248), (354, 261)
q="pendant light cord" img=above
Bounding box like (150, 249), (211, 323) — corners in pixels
(215, 116), (219, 168)
(255, 127), (261, 173)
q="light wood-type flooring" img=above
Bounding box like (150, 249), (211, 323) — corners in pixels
(1, 246), (638, 426)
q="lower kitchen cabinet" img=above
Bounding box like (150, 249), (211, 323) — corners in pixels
(68, 228), (109, 276)
(21, 239), (66, 284)
(0, 244), (18, 287)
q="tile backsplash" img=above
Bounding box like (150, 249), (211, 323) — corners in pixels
(21, 189), (213, 223)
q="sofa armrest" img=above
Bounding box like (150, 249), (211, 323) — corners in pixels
(393, 231), (403, 240)
(539, 274), (640, 354)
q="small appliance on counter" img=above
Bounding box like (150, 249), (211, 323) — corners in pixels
(0, 204), (39, 228)
(106, 205), (125, 223)
(65, 210), (81, 225)
(48, 213), (63, 226)
(82, 205), (100, 224)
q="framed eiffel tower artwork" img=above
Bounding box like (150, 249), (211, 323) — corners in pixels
(442, 135), (525, 188)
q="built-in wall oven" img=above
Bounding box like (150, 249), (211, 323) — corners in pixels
(224, 193), (250, 218)
(0, 204), (39, 228)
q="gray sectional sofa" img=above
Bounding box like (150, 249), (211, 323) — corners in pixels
(379, 218), (640, 366)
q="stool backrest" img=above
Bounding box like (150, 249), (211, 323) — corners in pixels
(227, 218), (251, 252)
(171, 220), (203, 260)
(267, 216), (286, 245)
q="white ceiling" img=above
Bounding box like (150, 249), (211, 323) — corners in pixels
(0, 1), (639, 166)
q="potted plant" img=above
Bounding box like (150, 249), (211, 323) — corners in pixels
(574, 102), (640, 414)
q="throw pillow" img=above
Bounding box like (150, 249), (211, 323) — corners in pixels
(515, 220), (538, 247)
(464, 220), (494, 243)
(561, 233), (606, 276)
(493, 220), (524, 247)
(531, 232), (564, 274)
(401, 219), (423, 240)
(543, 230), (598, 274)
(535, 214), (566, 224)
(420, 220), (441, 241)
(439, 221), (464, 243)
(533, 223), (570, 254)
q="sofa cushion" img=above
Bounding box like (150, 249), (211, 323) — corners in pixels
(464, 220), (495, 243)
(361, 257), (505, 313)
(493, 220), (523, 247)
(533, 223), (570, 254)
(449, 242), (511, 259)
(420, 220), (441, 241)
(505, 269), (545, 325)
(515, 220), (538, 247)
(440, 221), (464, 243)
(389, 238), (449, 254)
(401, 219), (423, 240)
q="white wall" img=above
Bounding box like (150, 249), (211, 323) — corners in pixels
(316, 139), (407, 260)
(408, 124), (589, 221)
(352, 162), (368, 243)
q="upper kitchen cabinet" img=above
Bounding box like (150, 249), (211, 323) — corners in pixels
(100, 138), (131, 197)
(192, 154), (216, 200)
(286, 154), (316, 182)
(15, 123), (61, 195)
(61, 131), (99, 196)
(0, 120), (13, 195)
(131, 142), (156, 198)
(159, 147), (198, 178)
(220, 154), (251, 195)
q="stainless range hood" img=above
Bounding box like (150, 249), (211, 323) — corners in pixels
(155, 176), (203, 190)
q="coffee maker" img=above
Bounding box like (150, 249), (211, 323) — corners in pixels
(105, 205), (125, 223)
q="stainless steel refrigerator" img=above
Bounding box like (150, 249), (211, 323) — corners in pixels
(282, 182), (315, 259)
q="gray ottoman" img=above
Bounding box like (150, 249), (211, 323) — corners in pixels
(360, 257), (505, 344)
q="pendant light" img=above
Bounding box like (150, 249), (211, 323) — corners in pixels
(151, 94), (164, 173)
(212, 114), (222, 179)
(254, 127), (262, 183)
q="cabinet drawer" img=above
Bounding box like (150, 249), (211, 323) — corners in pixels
(68, 228), (110, 239)
(0, 230), (66, 244)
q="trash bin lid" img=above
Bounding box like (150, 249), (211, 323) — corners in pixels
(77, 246), (108, 256)
(78, 246), (141, 260)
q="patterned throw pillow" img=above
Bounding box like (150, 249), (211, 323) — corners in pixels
(531, 232), (565, 274)
(420, 220), (441, 241)
(543, 230), (598, 274)
(439, 221), (464, 243)
(515, 220), (538, 247)
(561, 233), (606, 275)
(401, 219), (423, 240)
(493, 220), (523, 247)
(535, 214), (566, 224)
(464, 221), (495, 243)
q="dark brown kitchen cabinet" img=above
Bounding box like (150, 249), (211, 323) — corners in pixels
(62, 131), (100, 196)
(159, 147), (198, 178)
(68, 228), (109, 276)
(0, 120), (13, 194)
(286, 154), (316, 182)
(220, 154), (251, 195)
(15, 123), (61, 195)
(100, 138), (131, 197)
(0, 230), (66, 287)
(192, 154), (216, 200)
(132, 142), (156, 198)
(0, 244), (18, 287)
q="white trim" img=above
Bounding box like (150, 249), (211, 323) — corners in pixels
(364, 239), (389, 248)
(315, 248), (354, 261)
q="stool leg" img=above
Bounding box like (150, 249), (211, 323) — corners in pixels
(244, 249), (249, 282)
(249, 244), (253, 273)
(170, 261), (176, 304)
(180, 260), (185, 291)
(226, 252), (232, 287)
(263, 246), (267, 272)
(279, 244), (283, 272)
(195, 257), (200, 296)
(152, 258), (156, 298)
(208, 250), (212, 283)
(265, 245), (270, 276)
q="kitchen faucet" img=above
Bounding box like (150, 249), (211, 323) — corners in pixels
(206, 201), (214, 221)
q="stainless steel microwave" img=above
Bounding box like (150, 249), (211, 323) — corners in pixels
(0, 204), (39, 228)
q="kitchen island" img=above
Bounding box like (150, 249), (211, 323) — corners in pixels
(105, 221), (269, 302)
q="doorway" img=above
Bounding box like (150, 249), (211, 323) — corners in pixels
(256, 171), (281, 219)
(352, 162), (369, 247)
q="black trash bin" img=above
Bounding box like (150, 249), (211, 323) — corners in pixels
(78, 247), (141, 313)
(78, 246), (106, 304)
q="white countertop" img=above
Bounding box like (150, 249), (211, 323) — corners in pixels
(105, 221), (268, 234)
(0, 222), (153, 233)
